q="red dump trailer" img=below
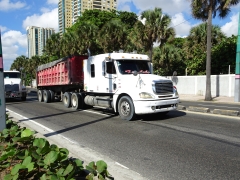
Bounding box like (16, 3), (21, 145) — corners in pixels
(37, 55), (88, 103)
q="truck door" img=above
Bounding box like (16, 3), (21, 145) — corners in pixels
(103, 60), (117, 93)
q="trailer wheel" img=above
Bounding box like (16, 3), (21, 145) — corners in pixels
(63, 92), (71, 108)
(38, 90), (43, 102)
(118, 96), (135, 121)
(21, 92), (27, 101)
(43, 90), (51, 103)
(49, 90), (55, 102)
(71, 93), (81, 110)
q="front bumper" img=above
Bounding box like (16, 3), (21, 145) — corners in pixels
(5, 91), (26, 98)
(134, 97), (179, 114)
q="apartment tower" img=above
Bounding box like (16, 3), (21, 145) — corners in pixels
(26, 26), (55, 58)
(59, 0), (117, 35)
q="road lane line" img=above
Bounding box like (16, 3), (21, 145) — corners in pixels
(115, 162), (129, 169)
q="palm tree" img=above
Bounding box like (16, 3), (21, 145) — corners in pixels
(184, 23), (226, 75)
(191, 0), (239, 101)
(140, 7), (175, 61)
(44, 33), (61, 58)
(98, 19), (127, 53)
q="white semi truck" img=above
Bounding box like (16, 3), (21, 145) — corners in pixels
(4, 70), (27, 101)
(37, 52), (179, 120)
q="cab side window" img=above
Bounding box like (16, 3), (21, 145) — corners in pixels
(91, 64), (95, 77)
(106, 62), (116, 74)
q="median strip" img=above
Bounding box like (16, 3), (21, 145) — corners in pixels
(188, 106), (210, 113)
(213, 109), (239, 116)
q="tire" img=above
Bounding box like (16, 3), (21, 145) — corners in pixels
(38, 90), (43, 102)
(118, 96), (135, 121)
(49, 90), (55, 102)
(71, 93), (80, 110)
(21, 93), (27, 101)
(63, 92), (71, 108)
(43, 90), (51, 103)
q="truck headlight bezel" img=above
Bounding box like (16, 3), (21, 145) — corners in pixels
(139, 92), (155, 99)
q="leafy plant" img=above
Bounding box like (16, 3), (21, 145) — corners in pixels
(0, 114), (112, 180)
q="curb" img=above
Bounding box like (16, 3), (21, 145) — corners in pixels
(177, 105), (186, 110)
(188, 106), (210, 113)
(213, 109), (239, 116)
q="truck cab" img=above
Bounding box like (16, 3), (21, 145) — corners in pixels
(83, 52), (179, 120)
(4, 71), (27, 101)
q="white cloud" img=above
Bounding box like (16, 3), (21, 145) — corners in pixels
(22, 8), (59, 32)
(40, 7), (51, 13)
(120, 4), (131, 12)
(47, 0), (58, 4)
(171, 13), (192, 37)
(0, 0), (26, 11)
(1, 30), (27, 70)
(118, 0), (191, 15)
(0, 25), (7, 32)
(221, 13), (239, 37)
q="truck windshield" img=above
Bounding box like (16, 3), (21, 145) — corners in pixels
(4, 72), (21, 78)
(116, 60), (151, 74)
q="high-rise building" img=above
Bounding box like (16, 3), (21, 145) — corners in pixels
(26, 26), (55, 58)
(59, 0), (117, 35)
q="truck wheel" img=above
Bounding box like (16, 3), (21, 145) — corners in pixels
(49, 90), (55, 102)
(71, 93), (81, 110)
(118, 96), (135, 121)
(43, 90), (50, 103)
(63, 92), (71, 108)
(38, 90), (43, 102)
(21, 94), (26, 101)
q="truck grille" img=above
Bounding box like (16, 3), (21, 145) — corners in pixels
(5, 84), (19, 92)
(154, 81), (173, 94)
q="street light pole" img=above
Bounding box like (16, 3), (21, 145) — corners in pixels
(0, 30), (6, 131)
(235, 11), (240, 102)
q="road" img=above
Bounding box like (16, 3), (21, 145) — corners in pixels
(5, 91), (240, 180)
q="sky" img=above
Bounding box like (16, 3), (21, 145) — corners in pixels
(0, 0), (239, 70)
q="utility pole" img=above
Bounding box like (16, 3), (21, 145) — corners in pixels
(235, 12), (240, 102)
(0, 30), (6, 131)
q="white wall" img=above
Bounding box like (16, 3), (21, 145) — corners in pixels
(167, 74), (235, 97)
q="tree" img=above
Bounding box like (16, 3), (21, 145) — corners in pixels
(184, 23), (225, 75)
(211, 35), (237, 74)
(140, 7), (175, 61)
(98, 19), (127, 53)
(44, 33), (61, 58)
(191, 0), (239, 101)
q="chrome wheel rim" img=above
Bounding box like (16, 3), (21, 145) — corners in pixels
(120, 101), (130, 116)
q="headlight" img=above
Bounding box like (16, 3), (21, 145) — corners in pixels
(139, 92), (155, 99)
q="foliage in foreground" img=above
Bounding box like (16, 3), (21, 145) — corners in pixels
(0, 114), (112, 180)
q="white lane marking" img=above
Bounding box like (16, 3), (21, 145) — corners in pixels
(115, 162), (129, 169)
(7, 108), (78, 145)
(178, 109), (240, 120)
(82, 109), (111, 116)
(197, 104), (240, 109)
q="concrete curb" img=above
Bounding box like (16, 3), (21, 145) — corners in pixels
(188, 106), (210, 113)
(177, 105), (186, 110)
(213, 109), (239, 116)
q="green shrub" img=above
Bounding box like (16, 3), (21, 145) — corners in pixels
(0, 114), (112, 180)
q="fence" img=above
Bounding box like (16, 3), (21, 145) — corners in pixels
(167, 74), (235, 97)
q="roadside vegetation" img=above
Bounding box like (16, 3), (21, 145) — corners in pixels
(0, 114), (112, 180)
(10, 2), (239, 98)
